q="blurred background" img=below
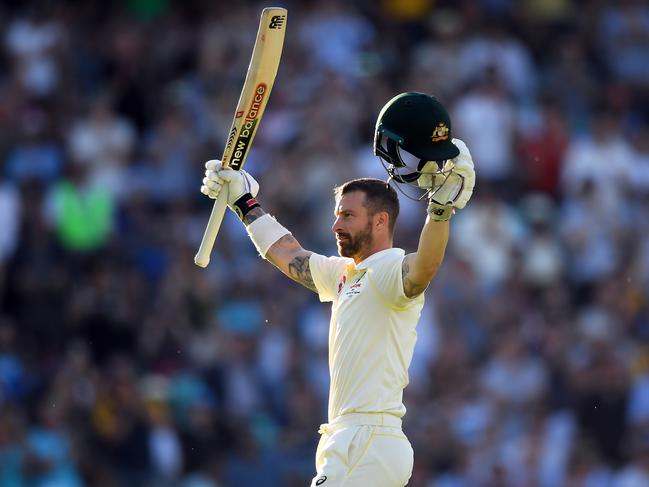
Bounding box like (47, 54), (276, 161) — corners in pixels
(1, 0), (649, 486)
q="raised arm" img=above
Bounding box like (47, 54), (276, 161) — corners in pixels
(401, 138), (476, 298)
(201, 161), (317, 293)
(402, 220), (449, 298)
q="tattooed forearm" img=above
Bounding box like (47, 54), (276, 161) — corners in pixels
(275, 234), (299, 246)
(402, 258), (427, 298)
(266, 234), (301, 259)
(247, 215), (317, 293)
(243, 207), (267, 225)
(288, 255), (317, 292)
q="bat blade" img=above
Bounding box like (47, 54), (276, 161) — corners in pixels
(194, 7), (287, 268)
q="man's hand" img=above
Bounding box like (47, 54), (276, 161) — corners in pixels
(418, 138), (475, 220)
(443, 138), (475, 209)
(200, 160), (260, 219)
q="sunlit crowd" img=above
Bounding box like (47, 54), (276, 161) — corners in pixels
(1, 1), (649, 486)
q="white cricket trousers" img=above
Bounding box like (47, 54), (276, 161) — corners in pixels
(309, 413), (414, 487)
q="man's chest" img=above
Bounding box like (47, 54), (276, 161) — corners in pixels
(336, 268), (369, 301)
(331, 268), (387, 336)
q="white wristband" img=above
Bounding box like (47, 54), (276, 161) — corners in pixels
(246, 214), (291, 258)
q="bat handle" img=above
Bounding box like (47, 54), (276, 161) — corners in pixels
(194, 186), (229, 268)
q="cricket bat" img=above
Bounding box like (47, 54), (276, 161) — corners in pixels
(194, 7), (287, 268)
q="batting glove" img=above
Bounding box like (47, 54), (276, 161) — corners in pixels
(201, 160), (261, 219)
(419, 138), (475, 220)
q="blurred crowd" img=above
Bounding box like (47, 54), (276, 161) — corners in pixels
(1, 0), (649, 486)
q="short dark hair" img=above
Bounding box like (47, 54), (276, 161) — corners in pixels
(334, 178), (400, 235)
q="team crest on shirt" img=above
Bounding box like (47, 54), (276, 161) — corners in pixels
(343, 270), (366, 297)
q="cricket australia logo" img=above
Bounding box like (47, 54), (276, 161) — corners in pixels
(343, 270), (366, 298)
(269, 15), (285, 29)
(430, 123), (449, 142)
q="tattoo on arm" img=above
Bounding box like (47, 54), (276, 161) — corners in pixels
(243, 209), (317, 293)
(243, 207), (266, 225)
(402, 257), (427, 298)
(288, 254), (317, 292)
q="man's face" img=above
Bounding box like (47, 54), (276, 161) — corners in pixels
(332, 191), (374, 260)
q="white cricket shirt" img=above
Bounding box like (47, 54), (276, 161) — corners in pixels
(309, 248), (425, 421)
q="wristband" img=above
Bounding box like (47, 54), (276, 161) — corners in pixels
(427, 201), (453, 221)
(246, 214), (291, 258)
(232, 193), (261, 220)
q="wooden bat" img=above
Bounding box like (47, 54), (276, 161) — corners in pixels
(194, 7), (287, 268)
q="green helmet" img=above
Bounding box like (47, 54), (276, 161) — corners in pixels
(374, 92), (459, 183)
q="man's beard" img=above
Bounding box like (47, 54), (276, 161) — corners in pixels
(337, 222), (373, 259)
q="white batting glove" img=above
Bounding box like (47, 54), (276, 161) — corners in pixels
(446, 138), (475, 209)
(418, 138), (476, 220)
(428, 138), (475, 208)
(200, 160), (260, 219)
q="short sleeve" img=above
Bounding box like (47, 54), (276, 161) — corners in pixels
(309, 253), (352, 302)
(367, 253), (424, 309)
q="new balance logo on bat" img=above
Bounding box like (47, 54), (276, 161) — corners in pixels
(230, 83), (267, 169)
(269, 15), (285, 29)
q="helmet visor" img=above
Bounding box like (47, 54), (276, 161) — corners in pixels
(375, 129), (424, 167)
(375, 131), (427, 184)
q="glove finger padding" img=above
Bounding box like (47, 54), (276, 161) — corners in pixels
(199, 157), (260, 206)
(218, 169), (260, 200)
(202, 177), (223, 191)
(199, 158), (261, 219)
(201, 160), (225, 199)
(419, 138), (475, 220)
(452, 159), (475, 209)
(200, 184), (222, 199)
(450, 138), (475, 209)
(431, 171), (464, 205)
(205, 169), (223, 182)
(205, 160), (223, 171)
(418, 158), (463, 205)
(200, 176), (224, 199)
(426, 138), (475, 209)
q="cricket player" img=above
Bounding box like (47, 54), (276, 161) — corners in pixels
(200, 93), (475, 486)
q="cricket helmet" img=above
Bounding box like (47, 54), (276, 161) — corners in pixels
(374, 92), (459, 184)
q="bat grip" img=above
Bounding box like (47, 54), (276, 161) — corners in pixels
(194, 186), (229, 268)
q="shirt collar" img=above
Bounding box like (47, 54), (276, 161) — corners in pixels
(352, 247), (404, 270)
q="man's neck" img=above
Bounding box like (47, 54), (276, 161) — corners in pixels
(353, 242), (392, 264)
